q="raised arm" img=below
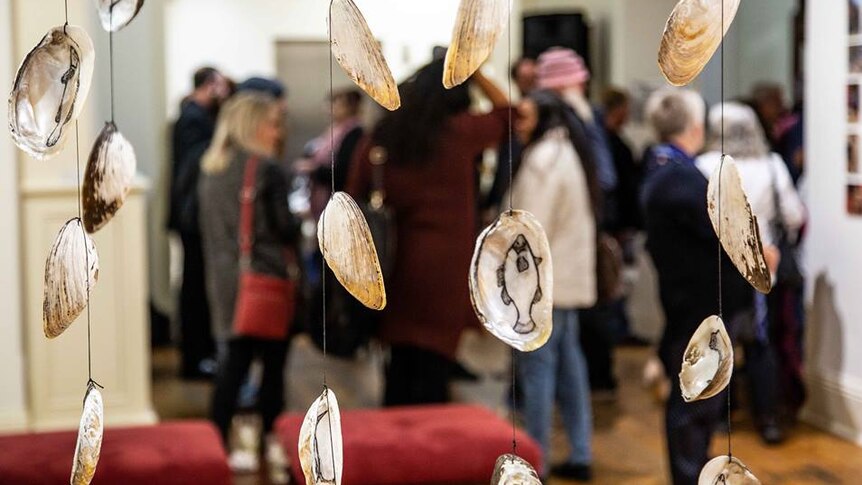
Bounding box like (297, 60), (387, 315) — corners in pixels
(471, 70), (509, 109)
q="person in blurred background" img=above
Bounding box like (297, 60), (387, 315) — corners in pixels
(199, 92), (300, 475)
(511, 90), (599, 482)
(536, 47), (622, 399)
(347, 58), (509, 406)
(641, 89), (754, 485)
(169, 66), (230, 380)
(297, 88), (365, 220)
(697, 102), (805, 444)
(512, 57), (538, 97)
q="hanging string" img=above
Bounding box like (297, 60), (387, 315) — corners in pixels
(323, 4), (338, 481)
(505, 0), (518, 455)
(109, 13), (115, 123)
(506, 0), (514, 214)
(717, 0), (732, 461)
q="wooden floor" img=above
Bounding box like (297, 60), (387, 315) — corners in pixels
(152, 341), (862, 484)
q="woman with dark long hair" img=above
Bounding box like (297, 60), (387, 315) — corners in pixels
(347, 58), (508, 405)
(508, 90), (599, 481)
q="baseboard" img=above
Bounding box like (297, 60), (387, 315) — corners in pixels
(801, 370), (862, 445)
(0, 408), (29, 433)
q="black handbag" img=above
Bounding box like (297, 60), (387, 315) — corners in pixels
(769, 160), (804, 287)
(361, 146), (397, 278)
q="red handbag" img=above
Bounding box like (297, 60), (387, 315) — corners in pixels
(232, 156), (296, 340)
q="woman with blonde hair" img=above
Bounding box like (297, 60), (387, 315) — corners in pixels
(199, 91), (300, 475)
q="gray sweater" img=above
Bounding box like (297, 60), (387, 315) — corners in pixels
(198, 151), (299, 343)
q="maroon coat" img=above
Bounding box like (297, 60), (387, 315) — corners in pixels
(347, 108), (509, 359)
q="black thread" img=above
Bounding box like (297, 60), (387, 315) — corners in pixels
(719, 0), (731, 460)
(109, 24), (115, 123)
(507, 0), (518, 454)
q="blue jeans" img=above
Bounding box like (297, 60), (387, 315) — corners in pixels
(517, 308), (593, 472)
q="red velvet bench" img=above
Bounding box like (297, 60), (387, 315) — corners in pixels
(0, 420), (231, 485)
(276, 404), (542, 485)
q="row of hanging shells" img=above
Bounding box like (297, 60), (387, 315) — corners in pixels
(9, 5), (145, 484)
(660, 3), (763, 483)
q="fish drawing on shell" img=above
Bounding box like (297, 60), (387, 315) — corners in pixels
(497, 234), (544, 335)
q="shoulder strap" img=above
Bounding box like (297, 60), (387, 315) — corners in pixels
(239, 156), (260, 267)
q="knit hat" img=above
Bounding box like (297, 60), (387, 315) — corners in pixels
(237, 77), (287, 99)
(536, 47), (590, 89)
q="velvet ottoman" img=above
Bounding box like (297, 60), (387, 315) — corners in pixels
(276, 403), (542, 484)
(0, 421), (231, 485)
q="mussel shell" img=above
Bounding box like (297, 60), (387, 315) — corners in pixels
(318, 192), (386, 310)
(699, 455), (761, 485)
(707, 156), (772, 294)
(83, 121), (137, 233)
(8, 25), (95, 160)
(491, 454), (542, 485)
(444, 0), (509, 88)
(329, 0), (400, 110)
(70, 386), (104, 485)
(94, 0), (145, 32)
(43, 218), (99, 339)
(298, 388), (343, 485)
(680, 315), (733, 402)
(469, 210), (553, 352)
(658, 0), (741, 86)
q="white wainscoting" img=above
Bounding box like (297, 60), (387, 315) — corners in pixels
(21, 181), (156, 431)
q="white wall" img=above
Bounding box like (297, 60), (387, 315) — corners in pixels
(0, 0), (27, 432)
(165, 0), (474, 118)
(803, 0), (862, 445)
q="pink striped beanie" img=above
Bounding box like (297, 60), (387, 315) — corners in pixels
(536, 47), (590, 89)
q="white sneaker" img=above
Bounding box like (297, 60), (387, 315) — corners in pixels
(228, 449), (259, 474)
(266, 434), (290, 484)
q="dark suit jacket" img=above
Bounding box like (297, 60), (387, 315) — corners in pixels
(169, 101), (216, 234)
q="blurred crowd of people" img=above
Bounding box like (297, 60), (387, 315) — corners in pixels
(166, 45), (807, 483)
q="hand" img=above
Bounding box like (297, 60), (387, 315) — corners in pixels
(764, 245), (781, 275)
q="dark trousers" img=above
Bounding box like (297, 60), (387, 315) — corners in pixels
(179, 232), (214, 377)
(384, 345), (451, 406)
(579, 303), (618, 390)
(660, 336), (724, 485)
(211, 338), (288, 446)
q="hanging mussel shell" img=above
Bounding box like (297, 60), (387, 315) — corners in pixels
(444, 0), (508, 88)
(469, 210), (553, 352)
(8, 25), (95, 160)
(491, 454), (543, 484)
(329, 0), (400, 110)
(43, 218), (99, 339)
(299, 388), (343, 485)
(70, 385), (104, 485)
(707, 155), (772, 294)
(318, 192), (386, 310)
(658, 0), (741, 86)
(82, 121), (137, 233)
(680, 315), (733, 402)
(699, 455), (761, 485)
(94, 0), (145, 32)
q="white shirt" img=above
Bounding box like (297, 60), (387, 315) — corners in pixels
(509, 128), (597, 308)
(696, 151), (806, 246)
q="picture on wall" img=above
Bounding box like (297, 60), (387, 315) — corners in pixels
(850, 46), (862, 74)
(850, 134), (859, 173)
(853, 0), (861, 35)
(850, 84), (860, 122)
(848, 185), (862, 216)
